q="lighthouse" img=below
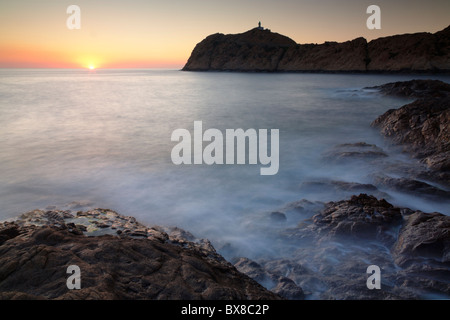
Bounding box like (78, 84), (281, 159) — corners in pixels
(257, 21), (264, 30)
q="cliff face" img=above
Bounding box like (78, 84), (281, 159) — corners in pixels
(278, 37), (368, 72)
(183, 25), (450, 72)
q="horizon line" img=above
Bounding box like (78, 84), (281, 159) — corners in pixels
(0, 67), (184, 70)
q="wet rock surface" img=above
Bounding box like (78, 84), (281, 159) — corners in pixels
(322, 142), (388, 163)
(373, 175), (450, 199)
(371, 80), (450, 183)
(319, 137), (450, 202)
(234, 194), (450, 300)
(282, 194), (403, 246)
(7, 196), (448, 300)
(0, 209), (280, 300)
(368, 79), (450, 99)
(372, 96), (450, 172)
(392, 211), (450, 268)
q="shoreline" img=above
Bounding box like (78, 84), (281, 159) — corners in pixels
(1, 192), (448, 300)
(181, 69), (450, 75)
(1, 79), (449, 300)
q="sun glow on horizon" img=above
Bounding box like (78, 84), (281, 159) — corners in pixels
(1, 1), (449, 69)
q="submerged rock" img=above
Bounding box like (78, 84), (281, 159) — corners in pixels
(297, 180), (390, 201)
(373, 175), (450, 199)
(372, 97), (450, 171)
(182, 28), (296, 72)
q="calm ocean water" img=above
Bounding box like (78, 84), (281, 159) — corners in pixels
(1, 69), (449, 257)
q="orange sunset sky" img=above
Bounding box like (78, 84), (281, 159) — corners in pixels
(0, 0), (449, 69)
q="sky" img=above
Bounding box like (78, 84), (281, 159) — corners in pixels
(0, 0), (449, 69)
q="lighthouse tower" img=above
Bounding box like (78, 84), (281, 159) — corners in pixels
(257, 21), (264, 30)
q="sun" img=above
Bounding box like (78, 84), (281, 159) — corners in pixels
(88, 65), (95, 70)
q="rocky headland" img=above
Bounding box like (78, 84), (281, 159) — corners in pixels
(183, 25), (450, 72)
(0, 209), (279, 300)
(235, 194), (449, 300)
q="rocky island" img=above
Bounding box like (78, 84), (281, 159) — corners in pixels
(183, 25), (450, 73)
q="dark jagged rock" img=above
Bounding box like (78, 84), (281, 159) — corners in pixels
(367, 79), (450, 98)
(278, 37), (368, 72)
(299, 180), (380, 194)
(371, 80), (450, 180)
(296, 179), (391, 204)
(322, 142), (388, 163)
(233, 257), (304, 300)
(183, 28), (296, 72)
(0, 210), (280, 300)
(392, 211), (450, 268)
(0, 224), (21, 245)
(372, 96), (450, 163)
(183, 26), (450, 73)
(259, 195), (450, 299)
(295, 194), (403, 243)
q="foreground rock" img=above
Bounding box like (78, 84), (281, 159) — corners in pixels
(0, 209), (280, 300)
(371, 80), (450, 183)
(392, 211), (450, 268)
(322, 142), (388, 162)
(183, 25), (450, 72)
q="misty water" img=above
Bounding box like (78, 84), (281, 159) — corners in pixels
(1, 69), (449, 260)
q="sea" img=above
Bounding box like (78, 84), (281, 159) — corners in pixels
(0, 69), (449, 259)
